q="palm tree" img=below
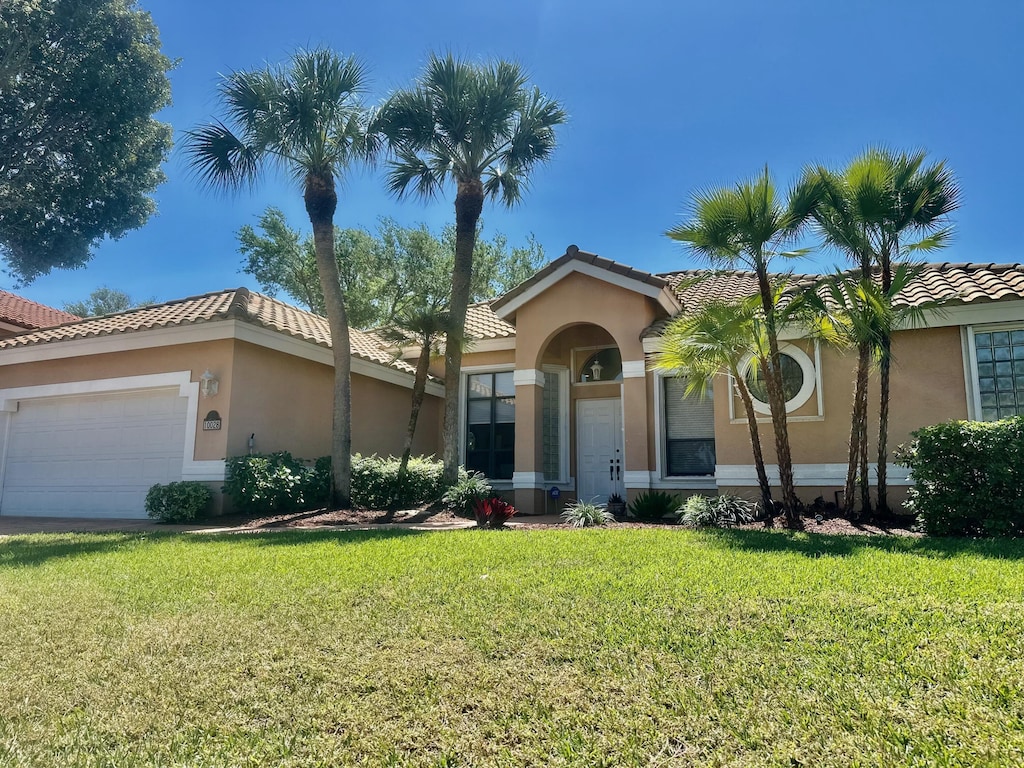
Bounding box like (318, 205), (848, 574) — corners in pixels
(375, 53), (566, 484)
(651, 298), (774, 515)
(807, 149), (959, 512)
(184, 48), (374, 508)
(667, 167), (817, 522)
(797, 264), (933, 515)
(381, 305), (455, 482)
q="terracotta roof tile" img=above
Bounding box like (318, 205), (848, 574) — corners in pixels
(464, 301), (515, 339)
(0, 290), (80, 330)
(0, 288), (419, 376)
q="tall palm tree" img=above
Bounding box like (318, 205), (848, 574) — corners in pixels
(667, 167), (817, 522)
(652, 298), (774, 515)
(375, 53), (566, 484)
(807, 149), (959, 512)
(184, 48), (374, 508)
(797, 264), (933, 515)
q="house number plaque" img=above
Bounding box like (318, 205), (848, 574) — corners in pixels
(203, 410), (222, 431)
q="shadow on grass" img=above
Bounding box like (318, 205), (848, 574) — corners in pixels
(0, 528), (428, 568)
(700, 527), (1024, 560)
(0, 532), (157, 569)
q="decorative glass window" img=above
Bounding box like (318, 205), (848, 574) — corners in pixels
(578, 347), (622, 382)
(745, 353), (804, 403)
(542, 369), (563, 481)
(663, 377), (716, 476)
(975, 328), (1024, 420)
(466, 372), (515, 479)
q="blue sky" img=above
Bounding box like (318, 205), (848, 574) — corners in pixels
(15, 0), (1024, 310)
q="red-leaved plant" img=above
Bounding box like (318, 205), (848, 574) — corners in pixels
(473, 496), (516, 529)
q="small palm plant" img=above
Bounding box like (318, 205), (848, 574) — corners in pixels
(561, 500), (615, 528)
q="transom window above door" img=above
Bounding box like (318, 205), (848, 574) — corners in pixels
(577, 347), (622, 383)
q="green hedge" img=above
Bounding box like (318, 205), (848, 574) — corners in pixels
(222, 452), (447, 515)
(897, 417), (1024, 536)
(145, 481), (213, 523)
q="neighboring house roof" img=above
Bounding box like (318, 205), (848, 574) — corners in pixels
(0, 290), (80, 330)
(0, 288), (420, 376)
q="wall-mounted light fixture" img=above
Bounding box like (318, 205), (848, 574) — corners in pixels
(199, 369), (219, 398)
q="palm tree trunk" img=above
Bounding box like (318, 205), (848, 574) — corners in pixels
(754, 267), (799, 523)
(441, 179), (484, 485)
(397, 340), (433, 489)
(733, 367), (773, 519)
(876, 249), (893, 516)
(844, 342), (869, 517)
(305, 173), (352, 509)
(876, 337), (891, 515)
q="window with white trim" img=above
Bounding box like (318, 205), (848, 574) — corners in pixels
(663, 377), (716, 476)
(541, 368), (567, 481)
(740, 344), (817, 414)
(975, 328), (1024, 420)
(466, 371), (515, 479)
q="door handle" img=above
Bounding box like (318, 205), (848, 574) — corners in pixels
(616, 461), (621, 481)
(609, 460), (614, 481)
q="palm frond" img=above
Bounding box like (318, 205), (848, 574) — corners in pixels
(182, 122), (262, 192)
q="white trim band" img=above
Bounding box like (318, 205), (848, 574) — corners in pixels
(513, 369), (545, 387)
(621, 360), (647, 379)
(715, 463), (912, 486)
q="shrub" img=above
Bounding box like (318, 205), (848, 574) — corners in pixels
(679, 494), (757, 528)
(223, 452), (323, 514)
(350, 454), (446, 510)
(897, 417), (1024, 536)
(442, 471), (493, 518)
(473, 497), (516, 528)
(145, 481), (212, 523)
(627, 490), (681, 522)
(561, 500), (615, 528)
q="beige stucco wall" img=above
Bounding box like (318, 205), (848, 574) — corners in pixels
(711, 326), (968, 467)
(0, 339), (236, 461)
(227, 340), (442, 460)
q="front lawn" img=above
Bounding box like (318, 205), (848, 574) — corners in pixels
(1, 528), (1023, 766)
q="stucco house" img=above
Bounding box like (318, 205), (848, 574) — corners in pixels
(0, 288), (442, 518)
(1, 246), (1022, 519)
(435, 246), (1024, 516)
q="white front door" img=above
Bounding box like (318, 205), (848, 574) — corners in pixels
(576, 398), (623, 504)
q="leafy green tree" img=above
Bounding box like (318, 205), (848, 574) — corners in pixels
(667, 168), (817, 522)
(376, 53), (566, 484)
(184, 48), (374, 509)
(652, 298), (775, 514)
(64, 287), (154, 318)
(0, 0), (173, 283)
(806, 149), (959, 512)
(238, 209), (545, 328)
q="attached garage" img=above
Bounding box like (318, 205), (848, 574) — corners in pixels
(0, 375), (199, 519)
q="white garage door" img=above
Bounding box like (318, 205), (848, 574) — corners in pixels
(1, 388), (188, 518)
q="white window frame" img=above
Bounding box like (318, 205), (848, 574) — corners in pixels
(541, 365), (571, 485)
(459, 365), (516, 488)
(964, 322), (1024, 421)
(651, 370), (718, 489)
(733, 341), (823, 420)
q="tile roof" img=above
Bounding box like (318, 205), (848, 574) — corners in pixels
(0, 290), (80, 330)
(490, 244), (669, 315)
(464, 301), (515, 339)
(0, 288), (419, 376)
(462, 261), (1024, 341)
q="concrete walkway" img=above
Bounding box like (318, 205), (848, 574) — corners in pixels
(0, 515), (564, 537)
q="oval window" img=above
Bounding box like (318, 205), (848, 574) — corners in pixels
(745, 353), (804, 403)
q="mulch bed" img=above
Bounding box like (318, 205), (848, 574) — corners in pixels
(214, 505), (918, 536)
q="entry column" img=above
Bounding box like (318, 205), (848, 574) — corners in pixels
(621, 360), (652, 501)
(512, 369), (546, 515)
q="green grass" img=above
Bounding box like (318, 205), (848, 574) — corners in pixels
(2, 529), (1024, 767)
